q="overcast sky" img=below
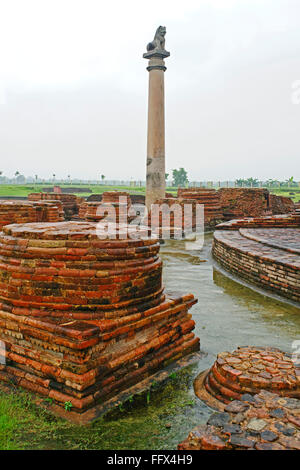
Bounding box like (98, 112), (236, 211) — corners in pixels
(0, 0), (299, 181)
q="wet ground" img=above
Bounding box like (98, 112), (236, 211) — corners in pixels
(2, 233), (300, 450)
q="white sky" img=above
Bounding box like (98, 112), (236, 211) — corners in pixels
(0, 0), (299, 180)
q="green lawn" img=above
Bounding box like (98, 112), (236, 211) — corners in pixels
(0, 184), (178, 198)
(269, 188), (300, 203)
(0, 369), (198, 450)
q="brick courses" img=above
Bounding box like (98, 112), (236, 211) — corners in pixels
(0, 221), (199, 419)
(28, 193), (79, 219)
(212, 215), (300, 303)
(196, 347), (300, 407)
(0, 201), (64, 230)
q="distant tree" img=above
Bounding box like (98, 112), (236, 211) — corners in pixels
(165, 173), (169, 181)
(172, 168), (188, 187)
(101, 174), (105, 181)
(235, 178), (246, 187)
(67, 175), (71, 183)
(246, 177), (259, 187)
(235, 178), (259, 187)
(285, 176), (297, 187)
(52, 174), (56, 182)
(14, 172), (25, 183)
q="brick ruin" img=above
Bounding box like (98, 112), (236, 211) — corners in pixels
(0, 201), (64, 230)
(179, 346), (300, 450)
(78, 192), (135, 224)
(178, 188), (223, 227)
(28, 193), (79, 219)
(212, 214), (300, 303)
(178, 389), (300, 450)
(219, 188), (295, 221)
(195, 347), (300, 407)
(269, 194), (295, 215)
(219, 188), (270, 220)
(0, 221), (199, 422)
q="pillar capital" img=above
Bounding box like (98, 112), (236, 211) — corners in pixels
(143, 50), (170, 72)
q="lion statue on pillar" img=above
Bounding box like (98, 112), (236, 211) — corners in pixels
(147, 26), (167, 52)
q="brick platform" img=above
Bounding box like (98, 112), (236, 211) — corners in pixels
(79, 192), (135, 224)
(178, 188), (223, 227)
(215, 213), (300, 230)
(0, 201), (64, 229)
(212, 215), (300, 303)
(0, 221), (199, 420)
(269, 194), (295, 215)
(195, 347), (300, 409)
(178, 389), (300, 450)
(148, 198), (199, 238)
(219, 188), (271, 220)
(28, 193), (79, 219)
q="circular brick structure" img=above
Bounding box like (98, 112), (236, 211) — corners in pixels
(0, 221), (199, 416)
(0, 221), (162, 319)
(0, 200), (64, 229)
(195, 347), (300, 410)
(213, 215), (300, 303)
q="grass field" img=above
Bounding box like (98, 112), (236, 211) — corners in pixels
(0, 184), (299, 201)
(0, 370), (197, 450)
(269, 188), (300, 202)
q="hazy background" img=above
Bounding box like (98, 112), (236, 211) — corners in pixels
(0, 0), (299, 181)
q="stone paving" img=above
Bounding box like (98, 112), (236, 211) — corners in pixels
(178, 390), (300, 450)
(0, 221), (199, 419)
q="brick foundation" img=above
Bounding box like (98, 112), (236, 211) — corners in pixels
(212, 215), (300, 303)
(0, 201), (64, 229)
(195, 347), (300, 407)
(28, 193), (79, 219)
(0, 221), (199, 419)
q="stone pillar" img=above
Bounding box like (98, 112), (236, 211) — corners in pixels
(143, 27), (170, 211)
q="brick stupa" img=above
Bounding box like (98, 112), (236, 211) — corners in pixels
(0, 221), (199, 422)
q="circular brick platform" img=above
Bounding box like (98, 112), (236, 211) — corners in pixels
(0, 221), (199, 415)
(0, 221), (162, 319)
(179, 390), (300, 450)
(212, 216), (300, 303)
(0, 200), (64, 229)
(195, 347), (300, 410)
